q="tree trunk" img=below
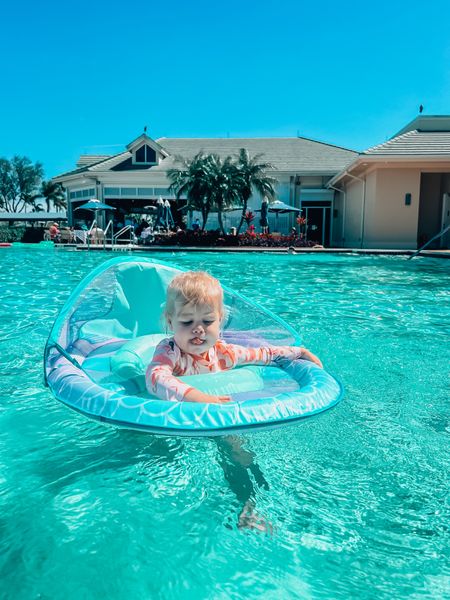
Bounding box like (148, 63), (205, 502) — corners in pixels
(236, 192), (252, 235)
(201, 207), (209, 231)
(217, 206), (226, 235)
(236, 198), (248, 234)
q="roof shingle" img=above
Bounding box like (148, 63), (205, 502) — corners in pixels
(54, 135), (358, 180)
(364, 130), (450, 155)
(154, 137), (357, 173)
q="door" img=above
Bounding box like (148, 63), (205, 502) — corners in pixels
(304, 206), (331, 246)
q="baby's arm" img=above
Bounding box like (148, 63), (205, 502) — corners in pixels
(145, 341), (193, 402)
(145, 340), (230, 404)
(217, 341), (322, 368)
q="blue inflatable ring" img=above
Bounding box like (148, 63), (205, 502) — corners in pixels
(44, 257), (343, 435)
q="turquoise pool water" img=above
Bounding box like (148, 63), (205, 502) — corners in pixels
(0, 248), (449, 599)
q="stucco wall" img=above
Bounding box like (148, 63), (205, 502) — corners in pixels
(368, 169), (421, 248)
(342, 178), (364, 247)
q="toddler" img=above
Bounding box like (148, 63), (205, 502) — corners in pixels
(146, 271), (322, 404)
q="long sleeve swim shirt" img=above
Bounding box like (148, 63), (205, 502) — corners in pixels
(146, 338), (302, 402)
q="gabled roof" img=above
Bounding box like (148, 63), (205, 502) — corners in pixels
(363, 130), (450, 156)
(53, 135), (358, 181)
(125, 133), (169, 157)
(391, 115), (450, 138)
(155, 137), (357, 174)
(54, 152), (131, 179)
(88, 151), (131, 171)
(328, 119), (450, 188)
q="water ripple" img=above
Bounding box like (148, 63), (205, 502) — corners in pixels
(0, 249), (449, 599)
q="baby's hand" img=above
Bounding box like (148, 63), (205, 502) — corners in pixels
(300, 347), (323, 369)
(185, 389), (231, 404)
(203, 394), (232, 404)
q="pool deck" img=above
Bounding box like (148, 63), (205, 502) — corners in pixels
(58, 243), (450, 258)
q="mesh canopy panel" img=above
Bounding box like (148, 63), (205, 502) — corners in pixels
(47, 257), (300, 368)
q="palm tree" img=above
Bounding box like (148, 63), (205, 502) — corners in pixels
(40, 180), (66, 212)
(167, 153), (216, 230)
(53, 188), (67, 212)
(208, 155), (243, 235)
(168, 153), (245, 235)
(23, 192), (42, 212)
(31, 201), (44, 212)
(234, 149), (277, 234)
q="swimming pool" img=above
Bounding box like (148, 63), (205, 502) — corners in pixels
(0, 248), (448, 598)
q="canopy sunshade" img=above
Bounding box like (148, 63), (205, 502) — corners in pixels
(75, 199), (116, 211)
(256, 200), (302, 214)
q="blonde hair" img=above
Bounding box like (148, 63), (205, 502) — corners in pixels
(165, 271), (224, 321)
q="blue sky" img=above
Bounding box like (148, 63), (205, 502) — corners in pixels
(1, 0), (450, 178)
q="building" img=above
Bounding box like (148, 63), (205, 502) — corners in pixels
(329, 116), (450, 249)
(52, 116), (450, 248)
(52, 132), (358, 245)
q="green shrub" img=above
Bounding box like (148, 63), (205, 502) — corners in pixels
(0, 226), (26, 242)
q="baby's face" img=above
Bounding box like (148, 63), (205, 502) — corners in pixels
(168, 301), (221, 354)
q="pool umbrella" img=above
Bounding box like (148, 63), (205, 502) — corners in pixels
(257, 199), (301, 229)
(155, 197), (164, 228)
(164, 200), (174, 228)
(75, 198), (116, 226)
(266, 200), (302, 214)
(76, 199), (116, 211)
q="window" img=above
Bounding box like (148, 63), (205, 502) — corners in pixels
(104, 187), (120, 195)
(70, 187), (95, 199)
(135, 146), (146, 163)
(138, 187), (153, 196)
(134, 144), (157, 164)
(154, 187), (170, 196)
(121, 188), (137, 196)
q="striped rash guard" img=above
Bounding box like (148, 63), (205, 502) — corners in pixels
(145, 337), (302, 402)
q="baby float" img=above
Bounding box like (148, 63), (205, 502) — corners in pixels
(44, 257), (343, 435)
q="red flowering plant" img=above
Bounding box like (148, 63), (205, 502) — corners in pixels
(243, 211), (256, 236)
(244, 210), (255, 225)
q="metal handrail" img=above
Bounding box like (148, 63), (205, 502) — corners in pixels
(103, 219), (114, 249)
(104, 219), (113, 236)
(113, 225), (131, 240)
(113, 225), (135, 247)
(73, 230), (87, 244)
(408, 224), (450, 260)
(86, 219), (97, 250)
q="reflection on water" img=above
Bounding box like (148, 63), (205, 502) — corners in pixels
(0, 249), (449, 599)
